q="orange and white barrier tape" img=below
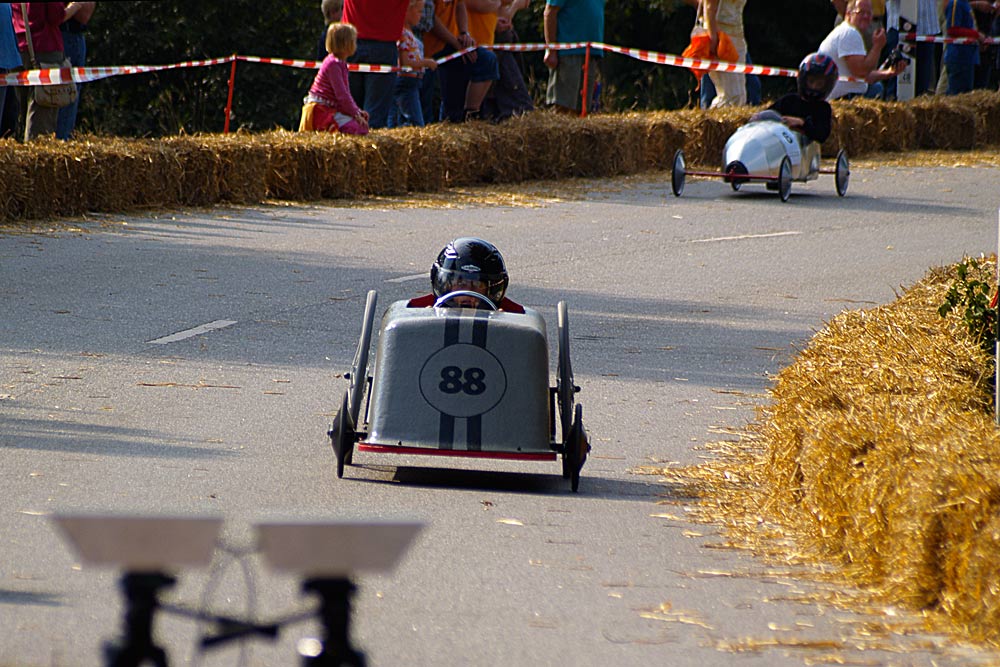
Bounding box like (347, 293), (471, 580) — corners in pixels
(0, 53), (410, 87)
(1, 41), (886, 88)
(902, 32), (1000, 45)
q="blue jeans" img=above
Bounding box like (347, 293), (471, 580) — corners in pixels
(419, 67), (440, 124)
(842, 82), (884, 100)
(946, 62), (975, 94)
(57, 29), (86, 140)
(348, 39), (398, 130)
(389, 75), (424, 127)
(915, 41), (936, 95)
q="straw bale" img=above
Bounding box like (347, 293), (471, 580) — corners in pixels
(640, 111), (687, 170)
(3, 93), (1000, 223)
(0, 140), (31, 221)
(194, 134), (269, 203)
(953, 90), (1000, 145)
(655, 257), (1000, 646)
(909, 97), (977, 149)
(671, 108), (747, 168)
(260, 130), (330, 200)
(390, 125), (447, 192)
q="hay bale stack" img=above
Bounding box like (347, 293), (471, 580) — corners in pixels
(827, 104), (868, 157)
(954, 90), (1000, 145)
(641, 111), (687, 170)
(909, 97), (978, 149)
(4, 91), (1000, 223)
(0, 140), (35, 221)
(828, 98), (918, 156)
(261, 131), (332, 200)
(738, 259), (1000, 643)
(671, 108), (748, 168)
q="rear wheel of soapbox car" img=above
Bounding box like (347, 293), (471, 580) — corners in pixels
(670, 150), (686, 197)
(328, 290), (378, 478)
(726, 162), (748, 192)
(557, 301), (588, 491)
(835, 149), (850, 197)
(778, 156), (792, 202)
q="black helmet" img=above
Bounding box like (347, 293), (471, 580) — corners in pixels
(431, 238), (509, 304)
(798, 52), (838, 101)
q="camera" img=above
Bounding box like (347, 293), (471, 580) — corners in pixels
(881, 44), (912, 69)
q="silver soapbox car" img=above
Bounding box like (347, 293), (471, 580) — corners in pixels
(327, 290), (590, 491)
(670, 118), (849, 202)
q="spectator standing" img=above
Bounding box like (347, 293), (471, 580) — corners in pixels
(315, 0), (344, 61)
(481, 0), (534, 121)
(970, 0), (997, 88)
(915, 0), (941, 94)
(882, 0), (901, 98)
(413, 0), (440, 123)
(300, 22), (369, 135)
(12, 2), (65, 141)
(0, 2), (22, 136)
(423, 0), (499, 122)
(702, 0), (746, 107)
(390, 0), (437, 126)
(698, 52), (761, 108)
(942, 0), (984, 93)
(543, 0), (604, 113)
(342, 0), (408, 129)
(819, 0), (906, 99)
(56, 1), (94, 140)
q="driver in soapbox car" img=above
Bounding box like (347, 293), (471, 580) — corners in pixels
(671, 52), (849, 201)
(407, 237), (525, 313)
(328, 237), (590, 491)
(752, 52), (837, 147)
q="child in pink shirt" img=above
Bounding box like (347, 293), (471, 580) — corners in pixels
(300, 22), (369, 134)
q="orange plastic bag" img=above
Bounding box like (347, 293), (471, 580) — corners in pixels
(682, 29), (739, 89)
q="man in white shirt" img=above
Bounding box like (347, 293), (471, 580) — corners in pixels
(818, 0), (907, 99)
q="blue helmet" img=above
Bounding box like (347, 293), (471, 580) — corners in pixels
(799, 52), (838, 101)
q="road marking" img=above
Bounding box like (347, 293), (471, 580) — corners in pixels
(690, 230), (802, 244)
(386, 273), (426, 283)
(147, 320), (237, 345)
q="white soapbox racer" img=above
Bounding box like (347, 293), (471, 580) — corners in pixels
(670, 117), (850, 202)
(327, 290), (590, 491)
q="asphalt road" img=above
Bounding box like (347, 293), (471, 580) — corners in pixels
(3, 165), (1000, 667)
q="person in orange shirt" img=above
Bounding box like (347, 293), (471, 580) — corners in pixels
(423, 0), (499, 122)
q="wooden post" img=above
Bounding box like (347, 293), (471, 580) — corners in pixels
(223, 56), (237, 134)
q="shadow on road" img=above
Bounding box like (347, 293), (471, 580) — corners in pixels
(343, 463), (695, 501)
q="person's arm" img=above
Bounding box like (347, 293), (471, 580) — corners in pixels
(430, 14), (462, 51)
(841, 26), (891, 79)
(64, 2), (95, 24)
(543, 2), (559, 68)
(326, 60), (365, 121)
(455, 0), (478, 61)
(703, 0), (720, 55)
(456, 0), (475, 45)
(498, 0), (528, 24)
(801, 104), (832, 143)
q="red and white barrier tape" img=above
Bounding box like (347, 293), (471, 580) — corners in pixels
(0, 53), (408, 86)
(902, 32), (999, 45)
(1, 39), (901, 88)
